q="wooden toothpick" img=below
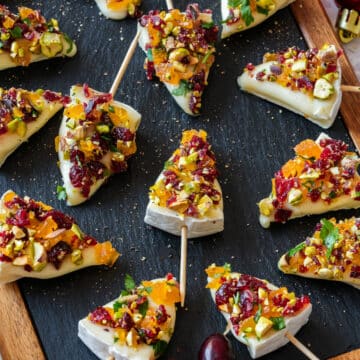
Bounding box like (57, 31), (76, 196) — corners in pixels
(285, 332), (320, 360)
(166, 0), (174, 10)
(109, 30), (140, 97)
(180, 225), (188, 307)
(341, 85), (360, 93)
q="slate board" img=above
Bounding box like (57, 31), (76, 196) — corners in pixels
(1, 1), (360, 359)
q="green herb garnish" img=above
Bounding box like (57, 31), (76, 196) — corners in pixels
(125, 274), (136, 291)
(254, 304), (262, 323)
(202, 21), (214, 29)
(63, 33), (74, 54)
(257, 6), (269, 15)
(152, 340), (168, 357)
(138, 300), (149, 317)
(10, 26), (22, 39)
(288, 242), (306, 257)
(320, 219), (339, 259)
(56, 185), (67, 201)
(171, 80), (191, 96)
(108, 105), (115, 113)
(270, 316), (286, 331)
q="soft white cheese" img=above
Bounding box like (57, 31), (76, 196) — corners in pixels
(58, 85), (141, 206)
(0, 97), (63, 168)
(0, 36), (77, 71)
(221, 0), (295, 39)
(144, 179), (224, 238)
(238, 61), (342, 129)
(208, 274), (312, 359)
(78, 279), (176, 360)
(94, 0), (128, 19)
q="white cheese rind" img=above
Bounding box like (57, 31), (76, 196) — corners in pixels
(278, 254), (360, 290)
(221, 0), (295, 39)
(238, 61), (342, 129)
(58, 85), (141, 206)
(0, 36), (77, 71)
(144, 179), (224, 238)
(94, 0), (128, 19)
(0, 246), (100, 285)
(0, 98), (63, 168)
(259, 133), (360, 228)
(78, 279), (176, 360)
(208, 274), (312, 359)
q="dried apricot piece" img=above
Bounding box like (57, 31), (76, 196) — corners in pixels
(294, 139), (321, 160)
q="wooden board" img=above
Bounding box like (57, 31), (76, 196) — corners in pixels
(1, 1), (360, 359)
(329, 349), (360, 360)
(291, 0), (360, 151)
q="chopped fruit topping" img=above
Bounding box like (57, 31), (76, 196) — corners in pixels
(0, 5), (75, 66)
(106, 0), (141, 17)
(149, 129), (221, 218)
(0, 88), (64, 137)
(206, 264), (310, 338)
(139, 4), (218, 115)
(259, 135), (360, 223)
(88, 275), (179, 353)
(59, 85), (138, 199)
(246, 44), (341, 99)
(280, 217), (360, 281)
(0, 191), (119, 271)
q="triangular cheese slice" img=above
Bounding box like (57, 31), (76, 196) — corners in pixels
(144, 129), (224, 238)
(57, 84), (141, 206)
(94, 0), (141, 19)
(279, 217), (360, 290)
(0, 6), (76, 71)
(0, 190), (119, 284)
(238, 44), (342, 128)
(138, 5), (218, 116)
(258, 133), (360, 228)
(78, 274), (180, 359)
(205, 264), (312, 359)
(221, 0), (295, 39)
(0, 87), (65, 167)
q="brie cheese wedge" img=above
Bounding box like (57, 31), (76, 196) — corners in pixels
(0, 88), (64, 167)
(79, 275), (180, 359)
(206, 264), (312, 359)
(58, 85), (141, 206)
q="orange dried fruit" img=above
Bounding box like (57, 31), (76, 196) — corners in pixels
(281, 158), (305, 178)
(294, 139), (321, 160)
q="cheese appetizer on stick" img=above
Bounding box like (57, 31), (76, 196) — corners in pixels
(0, 87), (66, 167)
(0, 190), (119, 284)
(221, 0), (295, 39)
(206, 264), (312, 359)
(138, 4), (218, 116)
(238, 44), (342, 128)
(279, 217), (360, 289)
(258, 133), (360, 228)
(0, 6), (76, 71)
(144, 129), (224, 238)
(57, 84), (141, 206)
(94, 0), (141, 20)
(78, 273), (180, 360)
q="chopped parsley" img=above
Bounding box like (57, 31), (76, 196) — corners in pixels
(270, 316), (286, 331)
(56, 185), (67, 201)
(10, 26), (22, 39)
(288, 242), (306, 257)
(171, 80), (191, 96)
(125, 274), (136, 291)
(152, 340), (168, 357)
(254, 304), (262, 323)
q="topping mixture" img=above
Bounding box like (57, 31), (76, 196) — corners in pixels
(106, 0), (141, 17)
(281, 217), (360, 281)
(206, 264), (310, 339)
(0, 87), (66, 137)
(259, 135), (360, 223)
(0, 6), (74, 66)
(0, 191), (119, 270)
(57, 84), (138, 199)
(139, 4), (218, 114)
(149, 129), (221, 218)
(225, 0), (276, 27)
(244, 44), (342, 99)
(88, 274), (180, 356)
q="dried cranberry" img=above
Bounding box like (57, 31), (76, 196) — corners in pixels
(0, 231), (14, 247)
(118, 312), (134, 331)
(83, 83), (91, 98)
(274, 173), (298, 203)
(70, 149), (85, 165)
(70, 164), (90, 188)
(111, 127), (134, 141)
(308, 188), (321, 202)
(299, 265), (308, 273)
(0, 253), (12, 262)
(6, 209), (30, 227)
(43, 90), (62, 102)
(84, 235), (98, 246)
(42, 210), (74, 229)
(245, 63), (255, 71)
(350, 265), (360, 278)
(111, 159), (128, 173)
(155, 305), (169, 324)
(90, 306), (114, 327)
(274, 208), (292, 223)
(87, 161), (105, 180)
(47, 241), (72, 269)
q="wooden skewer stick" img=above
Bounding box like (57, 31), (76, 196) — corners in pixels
(166, 0), (174, 10)
(109, 30), (141, 97)
(341, 85), (360, 93)
(180, 225), (188, 307)
(285, 332), (320, 360)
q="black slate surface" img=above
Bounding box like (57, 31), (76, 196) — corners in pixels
(1, 1), (360, 359)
